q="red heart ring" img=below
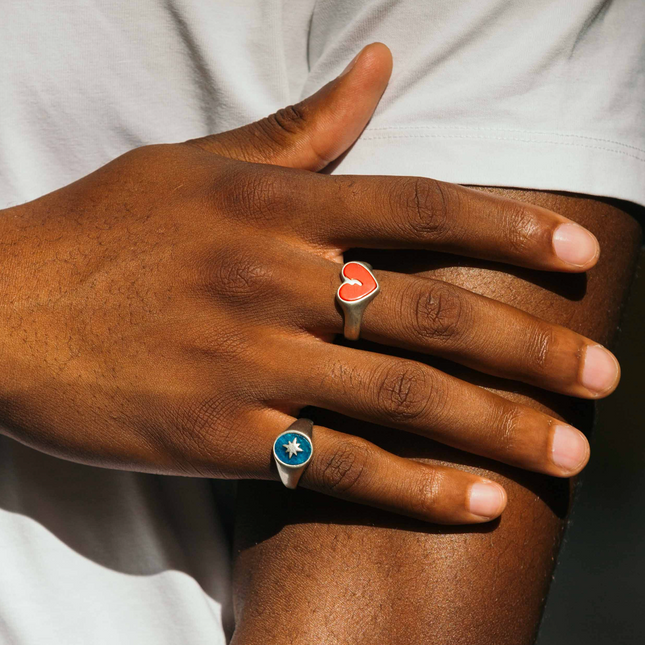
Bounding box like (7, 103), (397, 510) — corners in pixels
(335, 261), (380, 341)
(337, 261), (378, 302)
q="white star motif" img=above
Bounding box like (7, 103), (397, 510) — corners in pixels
(283, 438), (303, 459)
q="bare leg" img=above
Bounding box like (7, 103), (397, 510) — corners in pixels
(231, 189), (642, 645)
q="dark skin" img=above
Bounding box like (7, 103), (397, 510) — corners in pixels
(1, 45), (618, 525)
(0, 43), (637, 641)
(231, 191), (642, 644)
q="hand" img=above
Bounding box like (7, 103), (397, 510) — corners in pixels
(0, 44), (619, 524)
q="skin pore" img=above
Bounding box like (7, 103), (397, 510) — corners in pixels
(230, 190), (642, 645)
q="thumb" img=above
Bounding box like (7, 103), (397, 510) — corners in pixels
(189, 43), (393, 171)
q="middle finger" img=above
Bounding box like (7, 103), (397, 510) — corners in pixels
(295, 260), (619, 399)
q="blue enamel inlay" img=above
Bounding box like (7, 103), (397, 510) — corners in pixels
(274, 431), (312, 466)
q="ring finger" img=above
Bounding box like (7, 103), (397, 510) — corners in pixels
(293, 259), (619, 399)
(275, 338), (590, 478)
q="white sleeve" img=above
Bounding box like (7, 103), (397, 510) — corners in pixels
(294, 0), (645, 207)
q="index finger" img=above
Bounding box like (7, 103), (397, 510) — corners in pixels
(303, 173), (599, 272)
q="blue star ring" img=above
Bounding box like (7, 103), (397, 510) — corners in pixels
(272, 419), (314, 489)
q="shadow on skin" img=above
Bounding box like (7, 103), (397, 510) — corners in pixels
(233, 189), (642, 645)
(235, 394), (584, 555)
(349, 248), (588, 302)
(237, 349), (596, 550)
(0, 190), (612, 599)
(238, 240), (599, 552)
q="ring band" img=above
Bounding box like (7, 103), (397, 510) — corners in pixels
(273, 419), (314, 489)
(336, 261), (380, 341)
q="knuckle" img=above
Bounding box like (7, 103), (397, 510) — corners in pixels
(316, 438), (372, 494)
(267, 103), (309, 137)
(503, 205), (540, 254)
(392, 177), (452, 241)
(495, 405), (523, 454)
(167, 394), (243, 471)
(248, 103), (310, 158)
(220, 167), (286, 224)
(525, 325), (556, 373)
(208, 245), (275, 303)
(373, 362), (431, 424)
(409, 280), (467, 344)
(415, 467), (444, 515)
(185, 396), (236, 443)
(117, 144), (181, 180)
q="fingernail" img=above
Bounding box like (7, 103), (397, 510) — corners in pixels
(581, 344), (620, 395)
(552, 223), (599, 267)
(339, 50), (362, 77)
(468, 482), (506, 519)
(551, 425), (589, 473)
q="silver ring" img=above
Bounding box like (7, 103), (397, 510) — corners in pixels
(273, 419), (314, 489)
(336, 261), (380, 341)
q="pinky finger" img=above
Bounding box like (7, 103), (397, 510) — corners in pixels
(299, 425), (507, 525)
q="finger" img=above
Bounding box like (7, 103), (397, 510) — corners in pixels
(278, 340), (591, 478)
(186, 43), (393, 171)
(269, 418), (507, 524)
(295, 261), (620, 399)
(291, 172), (600, 271)
(364, 272), (620, 398)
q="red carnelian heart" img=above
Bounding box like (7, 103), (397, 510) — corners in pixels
(338, 262), (378, 302)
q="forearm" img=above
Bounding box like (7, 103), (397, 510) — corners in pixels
(231, 189), (642, 645)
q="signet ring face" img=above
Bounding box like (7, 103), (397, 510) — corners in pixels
(336, 261), (380, 341)
(273, 419), (314, 489)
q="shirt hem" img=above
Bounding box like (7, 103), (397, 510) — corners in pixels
(332, 126), (645, 208)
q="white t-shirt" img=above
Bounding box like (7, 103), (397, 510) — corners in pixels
(1, 1), (643, 643)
